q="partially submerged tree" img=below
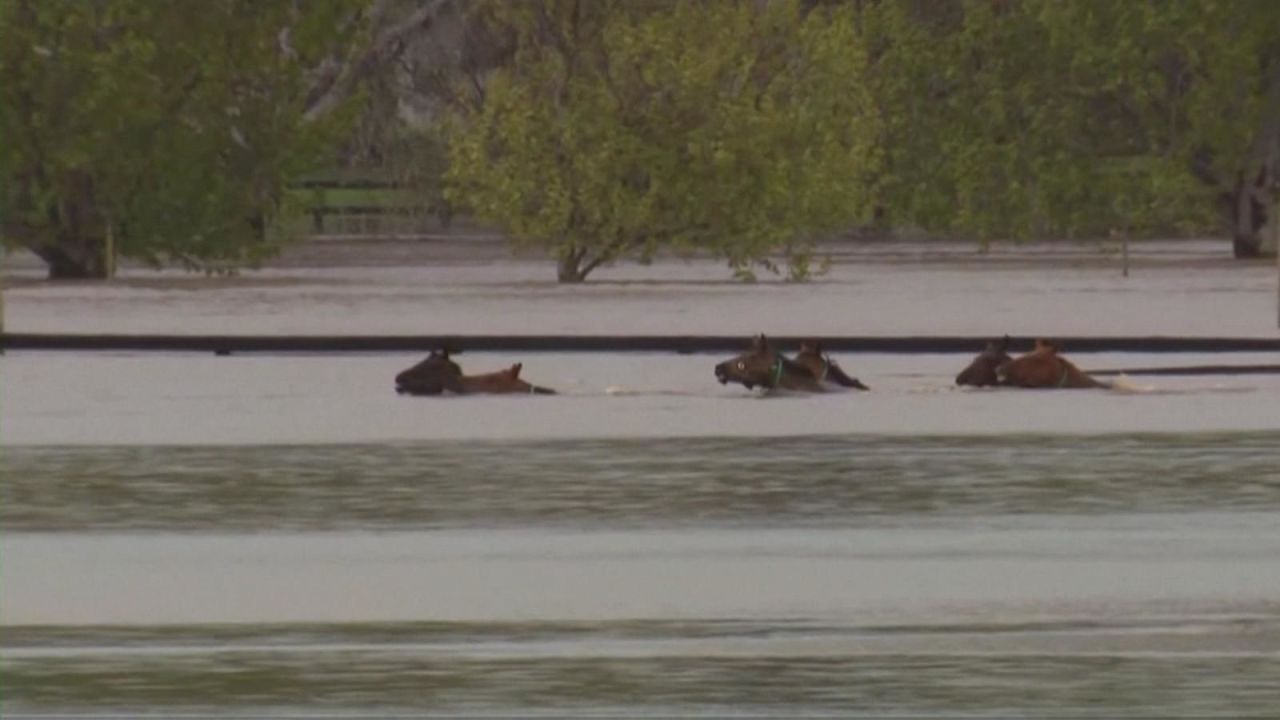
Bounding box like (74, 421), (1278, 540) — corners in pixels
(0, 0), (451, 278)
(445, 0), (880, 282)
(864, 0), (1280, 256)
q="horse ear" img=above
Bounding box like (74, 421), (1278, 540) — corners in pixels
(998, 335), (1010, 352)
(510, 363), (522, 377)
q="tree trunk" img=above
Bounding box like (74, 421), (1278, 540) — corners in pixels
(32, 234), (111, 279)
(555, 242), (616, 282)
(1229, 62), (1280, 258)
(556, 252), (588, 283)
(1228, 168), (1271, 258)
(28, 172), (115, 278)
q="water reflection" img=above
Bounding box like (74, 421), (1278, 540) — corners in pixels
(6, 432), (1280, 717)
(5, 623), (1279, 715)
(4, 433), (1278, 532)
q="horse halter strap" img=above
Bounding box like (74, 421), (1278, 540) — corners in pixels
(1057, 365), (1070, 388)
(819, 358), (830, 383)
(769, 358), (785, 388)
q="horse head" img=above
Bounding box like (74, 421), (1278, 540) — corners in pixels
(714, 334), (787, 390)
(394, 349), (462, 395)
(956, 335), (1013, 387)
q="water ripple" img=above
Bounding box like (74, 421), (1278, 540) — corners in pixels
(3, 432), (1278, 532)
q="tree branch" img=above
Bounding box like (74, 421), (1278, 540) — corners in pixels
(303, 0), (452, 123)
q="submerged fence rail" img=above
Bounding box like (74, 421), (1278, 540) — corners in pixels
(3, 333), (1279, 356)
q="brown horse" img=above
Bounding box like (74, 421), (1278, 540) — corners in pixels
(395, 349), (462, 395)
(792, 340), (870, 390)
(395, 352), (556, 395)
(955, 336), (1013, 387)
(997, 339), (1108, 389)
(452, 363), (556, 395)
(714, 335), (828, 393)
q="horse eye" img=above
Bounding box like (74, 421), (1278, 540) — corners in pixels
(736, 361), (745, 371)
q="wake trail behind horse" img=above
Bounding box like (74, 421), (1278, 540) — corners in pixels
(604, 386), (759, 399)
(1107, 374), (1156, 393)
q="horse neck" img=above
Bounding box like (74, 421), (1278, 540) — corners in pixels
(776, 357), (822, 388)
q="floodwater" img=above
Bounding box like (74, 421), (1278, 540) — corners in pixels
(4, 238), (1280, 337)
(3, 241), (1280, 717)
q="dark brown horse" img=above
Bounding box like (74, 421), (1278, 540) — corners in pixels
(792, 340), (870, 390)
(395, 349), (462, 395)
(714, 335), (828, 393)
(452, 363), (556, 395)
(997, 339), (1108, 389)
(955, 336), (1013, 387)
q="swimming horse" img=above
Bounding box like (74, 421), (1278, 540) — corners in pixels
(715, 334), (855, 393)
(792, 340), (870, 390)
(395, 350), (556, 395)
(956, 337), (1107, 389)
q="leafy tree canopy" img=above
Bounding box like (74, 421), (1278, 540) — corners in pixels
(0, 0), (370, 277)
(865, 0), (1280, 252)
(445, 0), (880, 282)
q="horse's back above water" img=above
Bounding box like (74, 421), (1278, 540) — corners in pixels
(997, 339), (1108, 389)
(453, 363), (556, 395)
(395, 353), (555, 396)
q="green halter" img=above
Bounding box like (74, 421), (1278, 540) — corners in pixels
(770, 358), (785, 388)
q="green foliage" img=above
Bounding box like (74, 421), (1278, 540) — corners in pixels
(10, 0), (1280, 280)
(0, 0), (368, 276)
(445, 0), (880, 282)
(866, 0), (1280, 243)
(446, 0), (1280, 279)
